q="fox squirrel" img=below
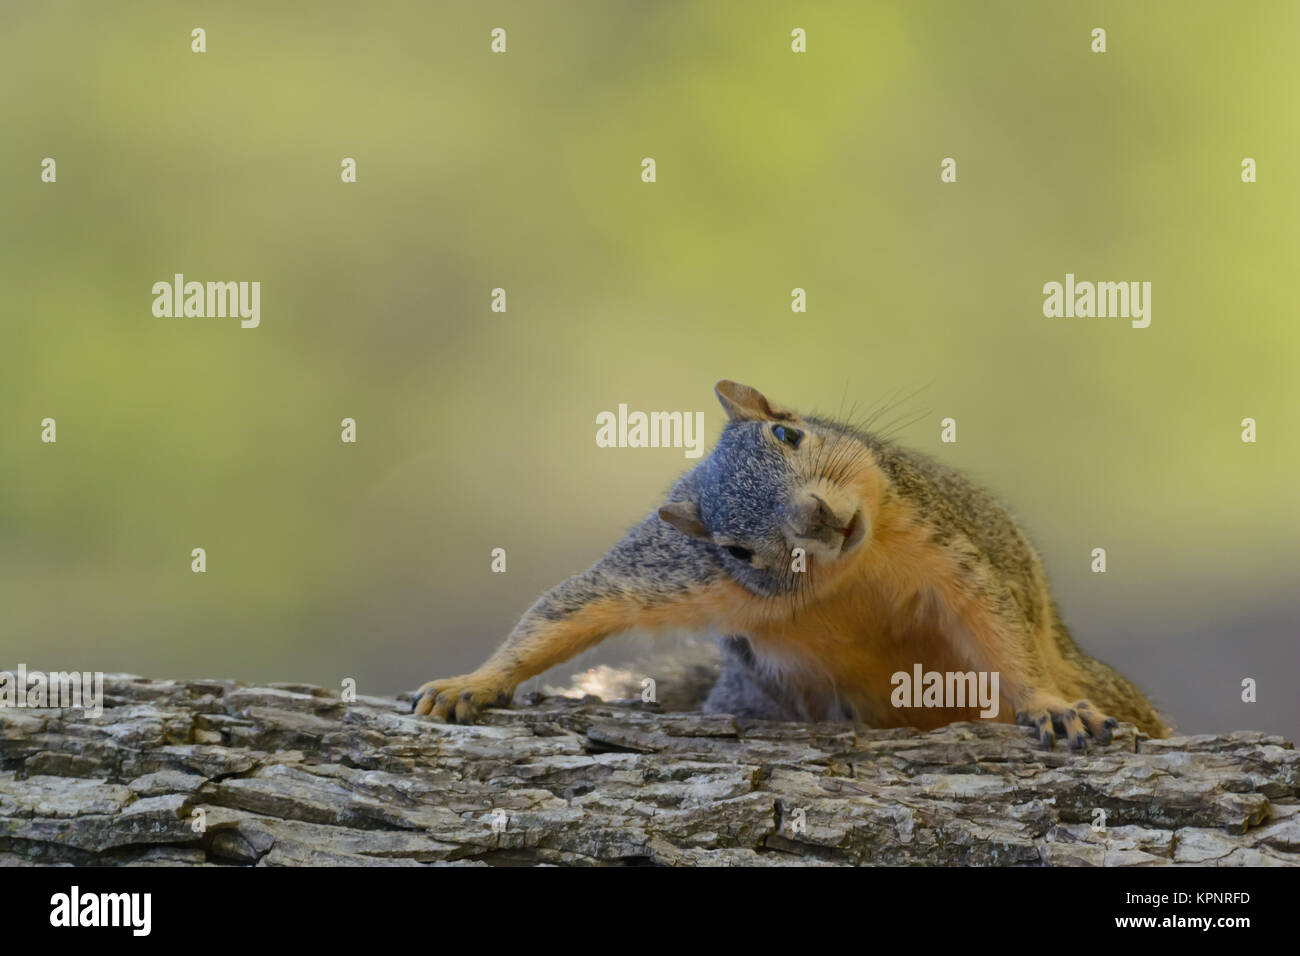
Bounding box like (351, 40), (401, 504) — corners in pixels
(414, 380), (1169, 748)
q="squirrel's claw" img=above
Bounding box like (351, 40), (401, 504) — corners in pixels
(1014, 710), (1058, 750)
(1016, 696), (1118, 753)
(412, 674), (514, 724)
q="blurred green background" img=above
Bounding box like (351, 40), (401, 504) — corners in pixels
(2, 2), (1296, 738)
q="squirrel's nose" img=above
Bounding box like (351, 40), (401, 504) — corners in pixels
(809, 494), (846, 532)
(786, 492), (849, 541)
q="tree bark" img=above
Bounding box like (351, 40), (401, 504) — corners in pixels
(1, 675), (1297, 866)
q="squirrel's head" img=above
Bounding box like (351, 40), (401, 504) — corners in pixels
(657, 380), (881, 599)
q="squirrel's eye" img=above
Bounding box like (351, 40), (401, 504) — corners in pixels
(772, 425), (803, 449)
(725, 545), (754, 562)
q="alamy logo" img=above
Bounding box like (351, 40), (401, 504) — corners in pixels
(49, 886), (151, 936)
(890, 664), (1000, 718)
(1042, 273), (1151, 328)
(0, 665), (103, 717)
(595, 404), (705, 459)
(151, 273), (261, 328)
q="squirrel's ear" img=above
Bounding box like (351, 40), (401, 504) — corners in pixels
(715, 380), (797, 422)
(658, 501), (712, 540)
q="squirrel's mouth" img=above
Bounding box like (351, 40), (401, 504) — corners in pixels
(840, 511), (865, 555)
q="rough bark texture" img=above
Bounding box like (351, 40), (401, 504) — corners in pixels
(1, 675), (1298, 866)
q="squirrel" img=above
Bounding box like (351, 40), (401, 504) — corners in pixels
(413, 380), (1170, 748)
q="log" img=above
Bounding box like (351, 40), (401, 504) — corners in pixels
(1, 675), (1297, 866)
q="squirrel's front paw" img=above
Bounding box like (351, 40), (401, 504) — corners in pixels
(411, 673), (515, 723)
(1015, 695), (1119, 752)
